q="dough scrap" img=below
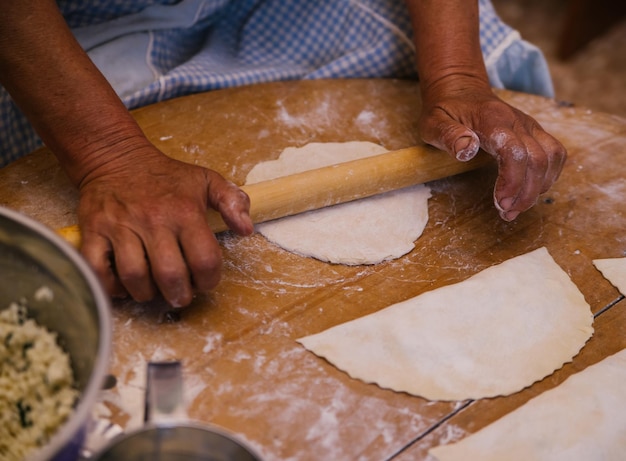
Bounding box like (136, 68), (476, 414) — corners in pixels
(429, 348), (626, 461)
(245, 142), (431, 265)
(298, 247), (594, 401)
(593, 257), (626, 295)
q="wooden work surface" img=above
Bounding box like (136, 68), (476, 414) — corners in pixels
(1, 79), (625, 460)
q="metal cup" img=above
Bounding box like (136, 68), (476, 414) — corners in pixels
(91, 362), (262, 461)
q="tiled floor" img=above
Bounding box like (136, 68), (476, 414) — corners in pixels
(493, 0), (626, 117)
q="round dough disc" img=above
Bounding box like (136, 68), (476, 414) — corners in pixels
(245, 142), (431, 265)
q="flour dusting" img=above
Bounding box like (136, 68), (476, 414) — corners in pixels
(187, 342), (434, 461)
(354, 108), (391, 141)
(202, 332), (224, 353)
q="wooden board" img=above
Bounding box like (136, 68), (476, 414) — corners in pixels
(395, 298), (626, 459)
(0, 79), (624, 460)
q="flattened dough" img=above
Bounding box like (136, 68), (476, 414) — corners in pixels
(429, 349), (626, 461)
(245, 142), (431, 265)
(593, 257), (626, 295)
(298, 247), (594, 401)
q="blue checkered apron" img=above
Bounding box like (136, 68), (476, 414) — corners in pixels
(0, 0), (553, 165)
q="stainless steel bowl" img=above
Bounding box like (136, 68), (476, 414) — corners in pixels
(0, 206), (112, 461)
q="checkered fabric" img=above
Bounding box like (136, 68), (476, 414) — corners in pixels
(0, 0), (552, 165)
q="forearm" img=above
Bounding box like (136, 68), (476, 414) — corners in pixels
(0, 2), (254, 306)
(404, 0), (491, 96)
(404, 0), (566, 223)
(0, 0), (149, 186)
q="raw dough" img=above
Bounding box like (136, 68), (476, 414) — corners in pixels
(429, 348), (626, 461)
(245, 142), (431, 265)
(298, 247), (594, 401)
(593, 257), (626, 295)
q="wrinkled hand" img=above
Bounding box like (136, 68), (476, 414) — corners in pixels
(419, 86), (566, 221)
(76, 146), (253, 307)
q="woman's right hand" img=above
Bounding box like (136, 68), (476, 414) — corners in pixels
(77, 145), (253, 307)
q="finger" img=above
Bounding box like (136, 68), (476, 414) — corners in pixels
(510, 134), (549, 212)
(110, 230), (157, 303)
(493, 134), (548, 221)
(487, 130), (526, 218)
(420, 111), (481, 161)
(207, 177), (253, 235)
(532, 128), (568, 193)
(179, 224), (222, 293)
(144, 233), (193, 308)
(80, 232), (128, 299)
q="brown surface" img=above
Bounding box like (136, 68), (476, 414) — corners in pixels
(0, 79), (624, 460)
(557, 0), (626, 60)
(493, 0), (626, 118)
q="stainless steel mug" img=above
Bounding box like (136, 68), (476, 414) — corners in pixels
(91, 362), (262, 461)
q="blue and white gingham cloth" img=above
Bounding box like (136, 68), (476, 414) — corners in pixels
(0, 0), (553, 165)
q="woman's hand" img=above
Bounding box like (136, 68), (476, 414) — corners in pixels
(77, 146), (253, 307)
(419, 83), (566, 221)
(0, 1), (252, 307)
(404, 0), (566, 221)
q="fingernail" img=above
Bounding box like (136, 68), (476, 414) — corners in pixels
(168, 291), (191, 309)
(169, 299), (183, 309)
(504, 210), (520, 221)
(497, 197), (515, 212)
(454, 136), (478, 161)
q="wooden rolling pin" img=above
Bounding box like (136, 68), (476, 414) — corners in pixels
(56, 145), (491, 248)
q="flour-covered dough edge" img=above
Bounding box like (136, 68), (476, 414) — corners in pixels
(298, 247), (594, 401)
(429, 348), (626, 461)
(593, 257), (626, 295)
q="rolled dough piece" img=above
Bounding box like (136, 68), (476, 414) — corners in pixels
(429, 348), (626, 461)
(593, 257), (626, 295)
(298, 247), (594, 401)
(245, 142), (431, 265)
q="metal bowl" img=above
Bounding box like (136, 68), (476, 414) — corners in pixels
(93, 423), (263, 461)
(0, 206), (112, 461)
